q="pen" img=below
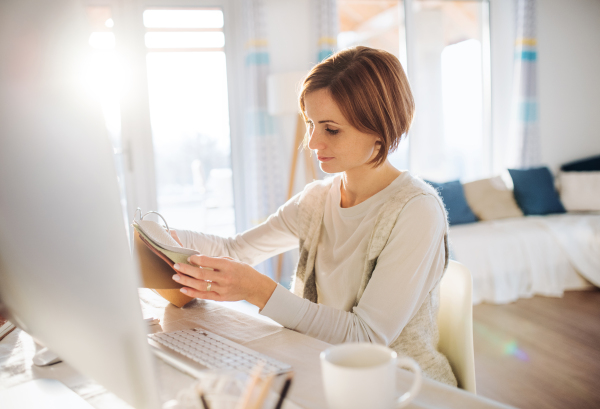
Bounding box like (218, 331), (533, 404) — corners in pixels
(274, 373), (293, 409)
(199, 392), (210, 409)
(196, 385), (211, 409)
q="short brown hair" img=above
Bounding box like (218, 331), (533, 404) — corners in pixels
(299, 46), (414, 167)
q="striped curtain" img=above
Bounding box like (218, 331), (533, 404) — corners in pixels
(509, 0), (540, 168)
(312, 0), (338, 62)
(241, 0), (286, 277)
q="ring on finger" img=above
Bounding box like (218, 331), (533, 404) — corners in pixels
(206, 281), (212, 292)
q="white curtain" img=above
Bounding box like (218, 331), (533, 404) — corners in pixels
(312, 0), (338, 62)
(240, 0), (338, 281)
(241, 0), (286, 277)
(508, 0), (540, 168)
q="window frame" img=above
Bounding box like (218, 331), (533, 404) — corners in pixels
(88, 0), (246, 232)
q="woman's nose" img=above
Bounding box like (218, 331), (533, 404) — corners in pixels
(307, 128), (325, 150)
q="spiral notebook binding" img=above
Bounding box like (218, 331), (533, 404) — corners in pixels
(134, 207), (171, 233)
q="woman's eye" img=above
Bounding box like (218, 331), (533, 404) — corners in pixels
(325, 127), (339, 135)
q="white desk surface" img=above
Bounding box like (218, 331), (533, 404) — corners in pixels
(0, 289), (514, 409)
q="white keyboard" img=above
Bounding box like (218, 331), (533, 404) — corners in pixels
(148, 328), (292, 376)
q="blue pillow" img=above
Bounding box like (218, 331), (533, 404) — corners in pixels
(508, 167), (566, 215)
(560, 155), (600, 172)
(426, 180), (478, 226)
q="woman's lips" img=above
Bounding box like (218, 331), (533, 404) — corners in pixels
(317, 156), (334, 162)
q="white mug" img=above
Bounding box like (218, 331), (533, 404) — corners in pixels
(320, 343), (422, 409)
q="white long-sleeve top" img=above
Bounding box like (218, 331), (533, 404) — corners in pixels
(176, 172), (446, 347)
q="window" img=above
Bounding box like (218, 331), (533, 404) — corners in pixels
(409, 0), (491, 182)
(337, 0), (491, 182)
(144, 8), (235, 236)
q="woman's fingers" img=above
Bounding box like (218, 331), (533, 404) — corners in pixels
(173, 262), (218, 282)
(171, 255), (267, 306)
(188, 255), (233, 271)
(173, 273), (220, 293)
(180, 286), (221, 301)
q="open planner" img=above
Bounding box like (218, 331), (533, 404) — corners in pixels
(132, 209), (202, 307)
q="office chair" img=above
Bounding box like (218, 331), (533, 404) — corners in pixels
(437, 260), (476, 393)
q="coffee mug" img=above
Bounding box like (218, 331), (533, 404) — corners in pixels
(320, 343), (422, 409)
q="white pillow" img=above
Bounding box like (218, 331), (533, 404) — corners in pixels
(559, 171), (600, 211)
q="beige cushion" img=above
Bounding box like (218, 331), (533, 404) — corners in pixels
(559, 171), (600, 211)
(463, 176), (523, 220)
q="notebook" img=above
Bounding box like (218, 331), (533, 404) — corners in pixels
(132, 218), (201, 308)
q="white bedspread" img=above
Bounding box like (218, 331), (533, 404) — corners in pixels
(535, 213), (600, 286)
(449, 214), (599, 304)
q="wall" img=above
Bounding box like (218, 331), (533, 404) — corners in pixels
(538, 0), (600, 172)
(486, 0), (600, 174)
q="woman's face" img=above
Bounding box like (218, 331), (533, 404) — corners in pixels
(304, 88), (381, 174)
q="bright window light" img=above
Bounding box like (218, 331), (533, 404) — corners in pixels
(147, 51), (234, 236)
(143, 10), (224, 28)
(88, 32), (115, 50)
(441, 39), (484, 180)
(408, 0), (490, 182)
(144, 7), (234, 236)
(145, 32), (224, 49)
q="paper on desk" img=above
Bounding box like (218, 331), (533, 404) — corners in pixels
(158, 301), (284, 345)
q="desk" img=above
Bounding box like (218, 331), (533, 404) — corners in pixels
(0, 290), (514, 408)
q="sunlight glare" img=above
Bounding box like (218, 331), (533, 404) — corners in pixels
(143, 9), (223, 28)
(441, 39), (483, 181)
(88, 32), (115, 50)
(145, 32), (224, 49)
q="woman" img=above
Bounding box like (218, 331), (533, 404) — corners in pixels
(171, 46), (457, 386)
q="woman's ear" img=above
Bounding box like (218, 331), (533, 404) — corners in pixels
(368, 137), (384, 166)
(374, 137), (383, 151)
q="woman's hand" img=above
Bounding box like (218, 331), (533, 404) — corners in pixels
(172, 255), (278, 310)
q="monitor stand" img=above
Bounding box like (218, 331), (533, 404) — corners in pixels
(32, 346), (62, 366)
(0, 379), (94, 408)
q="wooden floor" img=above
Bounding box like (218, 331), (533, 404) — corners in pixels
(473, 289), (600, 409)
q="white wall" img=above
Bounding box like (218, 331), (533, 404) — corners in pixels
(538, 0), (600, 172)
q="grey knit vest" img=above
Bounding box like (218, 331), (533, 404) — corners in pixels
(291, 176), (457, 386)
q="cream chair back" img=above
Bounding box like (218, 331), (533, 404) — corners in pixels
(437, 260), (476, 393)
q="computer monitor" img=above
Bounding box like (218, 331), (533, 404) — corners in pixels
(0, 1), (160, 408)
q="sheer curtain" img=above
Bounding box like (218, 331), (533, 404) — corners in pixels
(241, 0), (286, 277)
(312, 0), (338, 62)
(508, 0), (540, 168)
(239, 0), (338, 281)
